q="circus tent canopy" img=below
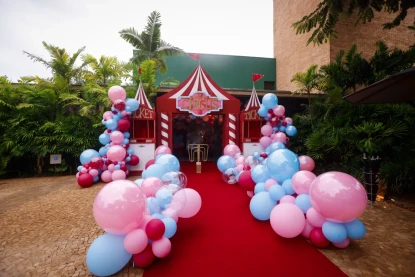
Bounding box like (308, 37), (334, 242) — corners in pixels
(245, 86), (261, 111)
(135, 81), (153, 109)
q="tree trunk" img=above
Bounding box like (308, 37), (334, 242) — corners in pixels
(36, 155), (43, 176)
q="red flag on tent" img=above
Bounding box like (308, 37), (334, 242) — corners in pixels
(252, 73), (264, 82)
(188, 53), (201, 61)
(138, 68), (142, 74)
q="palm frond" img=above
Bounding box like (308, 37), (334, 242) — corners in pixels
(119, 27), (145, 49)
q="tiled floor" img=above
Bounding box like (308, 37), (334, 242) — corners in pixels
(0, 176), (414, 277)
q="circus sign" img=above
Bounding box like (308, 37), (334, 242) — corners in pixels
(176, 91), (223, 116)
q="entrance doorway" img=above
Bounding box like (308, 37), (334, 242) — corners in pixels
(172, 113), (223, 161)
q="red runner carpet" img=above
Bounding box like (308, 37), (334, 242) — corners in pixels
(144, 162), (346, 277)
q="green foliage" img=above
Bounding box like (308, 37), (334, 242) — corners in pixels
(293, 0), (415, 45)
(291, 64), (321, 103)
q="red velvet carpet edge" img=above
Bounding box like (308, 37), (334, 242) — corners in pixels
(144, 162), (347, 277)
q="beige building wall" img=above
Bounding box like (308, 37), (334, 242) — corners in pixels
(274, 0), (415, 92)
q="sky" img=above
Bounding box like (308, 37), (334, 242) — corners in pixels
(0, 0), (274, 82)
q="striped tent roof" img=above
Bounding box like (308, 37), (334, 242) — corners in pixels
(134, 81), (152, 109)
(163, 65), (237, 101)
(245, 86), (261, 111)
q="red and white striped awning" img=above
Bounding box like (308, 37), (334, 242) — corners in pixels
(245, 86), (260, 111)
(168, 65), (230, 100)
(134, 81), (153, 109)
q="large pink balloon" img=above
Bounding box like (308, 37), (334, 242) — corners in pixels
(141, 177), (163, 197)
(107, 145), (126, 162)
(223, 144), (241, 157)
(260, 136), (272, 148)
(261, 125), (273, 137)
(292, 170), (316, 195)
(273, 105), (285, 117)
(177, 188), (202, 218)
(299, 155), (315, 171)
(112, 169), (126, 180)
(101, 170), (112, 182)
(274, 132), (287, 143)
(124, 229), (148, 254)
(309, 172), (367, 222)
(108, 86), (126, 102)
(155, 145), (172, 156)
(301, 219), (314, 238)
(152, 237), (171, 258)
(279, 195), (296, 204)
(270, 203), (306, 238)
(93, 180), (147, 235)
(110, 131), (124, 145)
(306, 207), (326, 227)
(103, 111), (113, 120)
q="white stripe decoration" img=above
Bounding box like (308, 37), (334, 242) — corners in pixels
(160, 112), (169, 147)
(228, 114), (236, 145)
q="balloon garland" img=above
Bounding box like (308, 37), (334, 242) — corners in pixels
(76, 86), (140, 188)
(217, 93), (367, 249)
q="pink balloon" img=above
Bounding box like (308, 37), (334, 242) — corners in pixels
(162, 191), (186, 218)
(141, 177), (163, 197)
(101, 170), (112, 182)
(333, 238), (350, 249)
(301, 219), (314, 238)
(247, 191), (254, 198)
(309, 172), (367, 222)
(273, 105), (285, 117)
(223, 144), (241, 157)
(103, 111), (113, 120)
(292, 171), (316, 195)
(280, 195), (296, 204)
(124, 229), (148, 254)
(108, 86), (126, 102)
(89, 169), (99, 177)
(155, 145), (172, 156)
(274, 132), (287, 143)
(93, 180), (147, 235)
(285, 117), (293, 125)
(152, 237), (171, 258)
(107, 145), (127, 162)
(138, 215), (153, 229)
(270, 203), (306, 238)
(299, 155), (315, 171)
(236, 164), (244, 172)
(81, 168), (87, 173)
(236, 156), (245, 165)
(110, 131), (124, 145)
(177, 188), (202, 218)
(107, 164), (115, 173)
(265, 179), (278, 191)
(260, 136), (272, 148)
(121, 111), (128, 117)
(306, 207), (326, 227)
(76, 172), (80, 179)
(261, 125), (273, 136)
(112, 169), (126, 180)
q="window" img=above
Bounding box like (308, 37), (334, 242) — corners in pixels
(264, 81), (275, 90)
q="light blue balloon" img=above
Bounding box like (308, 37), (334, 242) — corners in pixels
(80, 149), (100, 165)
(127, 148), (134, 155)
(147, 197), (157, 214)
(254, 182), (266, 194)
(156, 188), (173, 208)
(282, 179), (295, 195)
(113, 115), (121, 121)
(252, 152), (260, 159)
(156, 154), (180, 172)
(146, 164), (167, 179)
(162, 217), (177, 239)
(295, 194), (312, 213)
(115, 165), (120, 170)
(269, 185), (286, 201)
(142, 169), (147, 178)
(286, 126), (297, 136)
(152, 213), (164, 220)
(122, 138), (129, 145)
(99, 146), (108, 156)
(217, 155), (236, 173)
(126, 157), (131, 162)
(343, 219), (366, 239)
(93, 176), (99, 183)
(251, 165), (271, 183)
(262, 93), (278, 109)
(77, 166), (83, 172)
(126, 98), (140, 112)
(322, 221), (348, 243)
(258, 105), (268, 117)
(134, 178), (144, 186)
(269, 142), (286, 154)
(266, 149), (300, 182)
(279, 126), (286, 132)
(99, 133), (111, 145)
(123, 132), (130, 139)
(249, 192), (276, 221)
(105, 119), (118, 130)
(86, 234), (131, 277)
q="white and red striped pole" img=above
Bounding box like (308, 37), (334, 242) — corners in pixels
(160, 113), (169, 147)
(228, 114), (236, 145)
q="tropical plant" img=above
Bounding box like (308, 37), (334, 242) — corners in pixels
(292, 0), (415, 45)
(83, 54), (129, 86)
(119, 11), (184, 73)
(291, 64), (321, 104)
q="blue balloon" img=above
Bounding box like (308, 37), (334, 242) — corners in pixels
(99, 133), (111, 145)
(123, 132), (130, 139)
(266, 149), (300, 182)
(156, 188), (173, 209)
(77, 166), (83, 172)
(282, 179), (295, 195)
(269, 185), (286, 201)
(126, 98), (140, 112)
(80, 149), (100, 165)
(147, 197), (156, 214)
(254, 182), (266, 194)
(113, 114), (121, 121)
(322, 221), (348, 243)
(269, 142), (286, 154)
(286, 126), (297, 136)
(258, 105), (268, 117)
(251, 165), (271, 183)
(126, 157), (131, 162)
(105, 119), (118, 130)
(115, 165), (120, 170)
(134, 178), (144, 186)
(146, 164), (167, 179)
(142, 169), (147, 178)
(127, 148), (134, 155)
(252, 152), (260, 159)
(343, 219), (366, 239)
(262, 93), (278, 109)
(162, 217), (177, 239)
(217, 155), (236, 173)
(152, 213), (164, 220)
(295, 194), (312, 213)
(93, 176), (99, 183)
(86, 234), (131, 277)
(249, 192), (276, 221)
(99, 146), (108, 156)
(122, 138), (129, 145)
(156, 154), (180, 172)
(279, 126), (286, 132)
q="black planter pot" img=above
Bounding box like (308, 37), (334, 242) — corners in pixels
(363, 154), (381, 202)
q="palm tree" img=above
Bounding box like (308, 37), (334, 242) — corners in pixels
(83, 54), (128, 86)
(291, 64), (321, 104)
(23, 41), (94, 86)
(119, 11), (184, 73)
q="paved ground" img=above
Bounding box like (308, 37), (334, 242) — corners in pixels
(0, 176), (414, 277)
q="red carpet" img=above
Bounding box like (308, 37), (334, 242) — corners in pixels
(144, 162), (346, 277)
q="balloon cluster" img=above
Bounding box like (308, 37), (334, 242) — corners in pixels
(217, 93), (368, 249)
(86, 146), (202, 276)
(76, 86), (140, 188)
